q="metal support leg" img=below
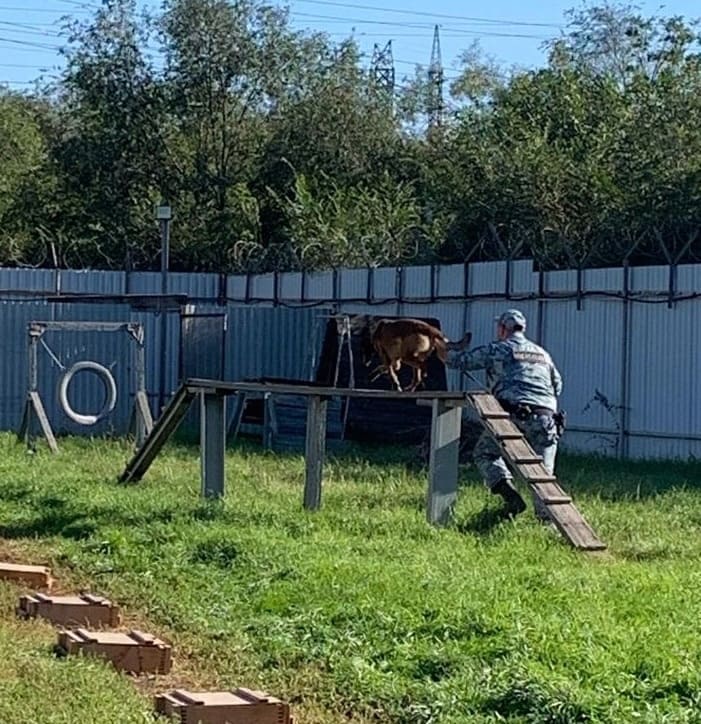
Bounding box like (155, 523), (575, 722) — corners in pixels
(427, 400), (462, 525)
(201, 391), (225, 499)
(304, 395), (327, 510)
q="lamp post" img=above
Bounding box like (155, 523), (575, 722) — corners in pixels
(156, 203), (172, 412)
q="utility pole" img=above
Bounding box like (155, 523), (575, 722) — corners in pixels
(427, 24), (444, 130)
(371, 39), (395, 102)
(156, 202), (172, 412)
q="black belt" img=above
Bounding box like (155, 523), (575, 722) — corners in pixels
(498, 400), (554, 417)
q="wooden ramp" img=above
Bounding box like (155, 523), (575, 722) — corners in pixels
(119, 379), (605, 553)
(468, 392), (605, 551)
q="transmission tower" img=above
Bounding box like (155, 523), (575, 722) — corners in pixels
(371, 39), (395, 97)
(427, 24), (444, 129)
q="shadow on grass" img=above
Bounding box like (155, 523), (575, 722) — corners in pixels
(0, 496), (98, 540)
(0, 490), (183, 541)
(453, 506), (515, 539)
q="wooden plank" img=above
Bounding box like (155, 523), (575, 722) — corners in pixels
(134, 390), (154, 447)
(263, 394), (277, 450)
(303, 396), (327, 510)
(154, 687), (293, 724)
(0, 562), (52, 589)
(201, 392), (226, 499)
(56, 629), (172, 674)
(547, 503), (607, 551)
(427, 399), (462, 526)
(30, 392), (59, 454)
(501, 437), (543, 464)
(483, 417), (523, 439)
(530, 482), (571, 504)
(17, 593), (121, 627)
(516, 463), (557, 482)
(468, 393), (510, 419)
(120, 385), (196, 483)
(184, 378), (471, 401)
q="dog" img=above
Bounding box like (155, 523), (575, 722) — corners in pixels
(359, 317), (471, 392)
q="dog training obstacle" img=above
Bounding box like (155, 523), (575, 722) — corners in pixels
(56, 628), (172, 674)
(120, 379), (605, 552)
(465, 392), (605, 550)
(17, 321), (153, 452)
(0, 562), (53, 589)
(154, 687), (294, 724)
(17, 593), (121, 628)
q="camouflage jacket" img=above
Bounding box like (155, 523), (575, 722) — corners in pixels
(447, 332), (563, 411)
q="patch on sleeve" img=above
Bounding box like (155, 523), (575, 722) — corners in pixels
(512, 350), (548, 364)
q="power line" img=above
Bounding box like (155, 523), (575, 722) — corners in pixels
(0, 35), (62, 49)
(289, 12), (551, 39)
(0, 5), (90, 12)
(291, 0), (563, 29)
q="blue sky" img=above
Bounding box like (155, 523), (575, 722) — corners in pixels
(1, 0), (699, 89)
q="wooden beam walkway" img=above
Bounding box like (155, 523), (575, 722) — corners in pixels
(120, 379), (605, 552)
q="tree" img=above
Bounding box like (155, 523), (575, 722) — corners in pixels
(50, 0), (165, 268)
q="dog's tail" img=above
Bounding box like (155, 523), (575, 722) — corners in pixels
(435, 331), (472, 363)
(433, 336), (447, 362)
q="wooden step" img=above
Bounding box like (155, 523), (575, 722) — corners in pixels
(516, 463), (557, 482)
(483, 417), (523, 439)
(501, 437), (543, 464)
(546, 503), (607, 551)
(56, 628), (172, 674)
(17, 592), (120, 628)
(0, 562), (52, 590)
(468, 394), (510, 419)
(154, 687), (294, 724)
(530, 482), (571, 505)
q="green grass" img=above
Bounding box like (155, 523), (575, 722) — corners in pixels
(1, 432), (701, 723)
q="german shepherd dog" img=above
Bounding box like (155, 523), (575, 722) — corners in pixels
(358, 317), (471, 392)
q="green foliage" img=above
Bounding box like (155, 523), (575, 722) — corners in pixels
(266, 171), (428, 270)
(2, 2), (701, 271)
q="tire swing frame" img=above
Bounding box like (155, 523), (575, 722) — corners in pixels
(17, 321), (153, 453)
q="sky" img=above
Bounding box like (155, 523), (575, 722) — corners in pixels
(1, 0), (700, 90)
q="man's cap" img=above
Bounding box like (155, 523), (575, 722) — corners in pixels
(495, 309), (527, 330)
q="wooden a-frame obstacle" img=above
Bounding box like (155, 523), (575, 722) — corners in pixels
(120, 379), (605, 552)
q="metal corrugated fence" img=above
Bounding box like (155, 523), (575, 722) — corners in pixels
(0, 260), (698, 460)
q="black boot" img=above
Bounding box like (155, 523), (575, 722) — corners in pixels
(492, 478), (526, 518)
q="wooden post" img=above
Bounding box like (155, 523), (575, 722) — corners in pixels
(304, 395), (327, 510)
(427, 399), (462, 525)
(201, 391), (225, 499)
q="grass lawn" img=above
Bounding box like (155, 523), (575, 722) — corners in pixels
(0, 431), (700, 723)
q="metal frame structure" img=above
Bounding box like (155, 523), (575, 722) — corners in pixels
(17, 321), (153, 453)
(120, 379), (605, 552)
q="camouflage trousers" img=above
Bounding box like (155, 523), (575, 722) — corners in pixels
(473, 412), (558, 518)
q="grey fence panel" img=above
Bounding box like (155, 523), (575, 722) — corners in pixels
(0, 299), (51, 430)
(0, 258), (698, 459)
(543, 299), (624, 455)
(226, 305), (330, 382)
(626, 301), (701, 459)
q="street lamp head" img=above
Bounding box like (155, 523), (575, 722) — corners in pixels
(155, 204), (172, 221)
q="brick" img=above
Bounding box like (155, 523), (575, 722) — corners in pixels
(0, 562), (53, 590)
(17, 592), (121, 628)
(154, 687), (294, 724)
(56, 628), (172, 674)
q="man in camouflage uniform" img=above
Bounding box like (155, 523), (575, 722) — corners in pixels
(446, 309), (563, 519)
